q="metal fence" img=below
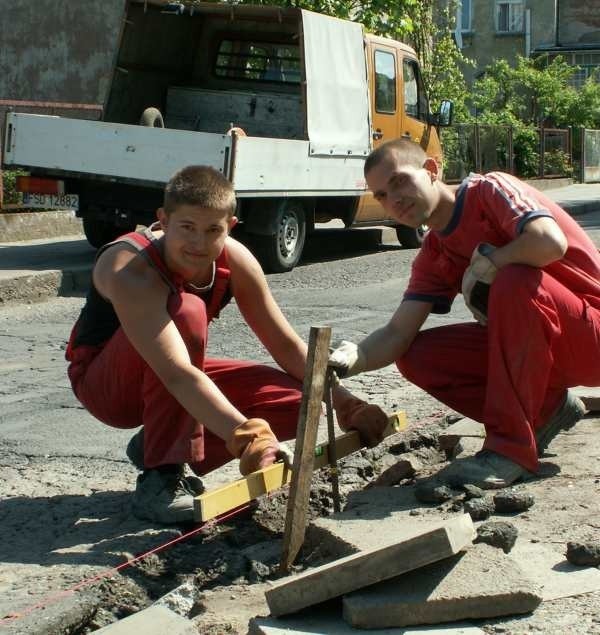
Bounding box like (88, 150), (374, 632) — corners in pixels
(581, 128), (600, 183)
(442, 123), (574, 182)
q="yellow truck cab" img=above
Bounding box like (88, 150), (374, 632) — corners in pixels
(356, 34), (445, 247)
(1, 1), (452, 271)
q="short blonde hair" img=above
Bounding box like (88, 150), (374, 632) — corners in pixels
(164, 166), (236, 216)
(364, 138), (427, 176)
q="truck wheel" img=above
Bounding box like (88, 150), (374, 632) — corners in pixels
(83, 217), (135, 249)
(252, 201), (306, 273)
(139, 107), (164, 128)
(396, 224), (428, 249)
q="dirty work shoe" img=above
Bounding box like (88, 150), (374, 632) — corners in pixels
(126, 428), (145, 471)
(535, 391), (586, 456)
(126, 429), (205, 494)
(435, 450), (529, 490)
(131, 468), (197, 524)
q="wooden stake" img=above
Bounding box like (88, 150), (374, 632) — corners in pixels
(324, 369), (341, 513)
(280, 325), (331, 572)
(194, 411), (406, 522)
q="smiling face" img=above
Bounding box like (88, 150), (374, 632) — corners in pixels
(157, 204), (237, 281)
(366, 150), (441, 229)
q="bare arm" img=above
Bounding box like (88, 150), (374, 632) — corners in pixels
(489, 216), (567, 269)
(358, 299), (433, 370)
(94, 245), (246, 440)
(227, 238), (307, 382)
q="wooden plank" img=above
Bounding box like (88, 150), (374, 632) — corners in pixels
(265, 514), (475, 617)
(194, 411), (407, 523)
(280, 326), (332, 572)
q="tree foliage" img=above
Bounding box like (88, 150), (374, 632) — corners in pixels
(472, 55), (600, 129)
(220, 0), (471, 118)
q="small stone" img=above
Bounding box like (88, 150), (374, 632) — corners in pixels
(566, 541), (600, 566)
(464, 497), (495, 521)
(475, 521), (518, 553)
(462, 484), (485, 499)
(414, 482), (454, 504)
(493, 489), (535, 513)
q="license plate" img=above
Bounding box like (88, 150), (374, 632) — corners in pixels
(22, 192), (79, 211)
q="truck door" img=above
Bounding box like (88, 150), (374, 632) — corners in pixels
(355, 42), (400, 222)
(400, 55), (442, 165)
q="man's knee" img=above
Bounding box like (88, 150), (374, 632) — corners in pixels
(168, 293), (208, 353)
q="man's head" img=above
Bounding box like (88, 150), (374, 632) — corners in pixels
(364, 138), (443, 230)
(163, 165), (236, 217)
(157, 166), (237, 279)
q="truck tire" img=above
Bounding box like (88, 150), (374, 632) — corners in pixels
(139, 107), (165, 128)
(83, 217), (135, 249)
(395, 224), (428, 249)
(251, 200), (306, 273)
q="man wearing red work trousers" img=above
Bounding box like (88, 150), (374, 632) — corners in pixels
(66, 166), (388, 523)
(329, 138), (600, 489)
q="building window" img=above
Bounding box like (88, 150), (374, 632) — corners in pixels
(374, 50), (396, 114)
(460, 0), (472, 32)
(496, 0), (524, 34)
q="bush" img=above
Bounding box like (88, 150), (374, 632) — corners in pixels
(1, 169), (27, 206)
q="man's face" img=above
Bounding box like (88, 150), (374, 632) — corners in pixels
(366, 151), (438, 228)
(158, 204), (236, 279)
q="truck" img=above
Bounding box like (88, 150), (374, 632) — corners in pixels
(1, 0), (452, 272)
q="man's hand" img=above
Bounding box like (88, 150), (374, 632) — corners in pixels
(226, 418), (292, 476)
(328, 340), (367, 378)
(335, 396), (388, 448)
(461, 243), (498, 325)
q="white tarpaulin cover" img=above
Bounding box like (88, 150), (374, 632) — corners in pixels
(301, 10), (371, 157)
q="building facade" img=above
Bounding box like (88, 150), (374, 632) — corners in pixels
(453, 0), (600, 87)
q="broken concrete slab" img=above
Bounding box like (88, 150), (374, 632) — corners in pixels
(265, 514), (474, 617)
(192, 583), (271, 633)
(438, 419), (485, 452)
(509, 540), (600, 600)
(343, 543), (541, 629)
(250, 610), (485, 635)
(306, 486), (467, 562)
(94, 605), (196, 634)
(0, 591), (99, 635)
(152, 580), (197, 617)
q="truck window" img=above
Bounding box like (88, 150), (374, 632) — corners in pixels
(374, 50), (396, 114)
(214, 39), (301, 84)
(403, 58), (429, 122)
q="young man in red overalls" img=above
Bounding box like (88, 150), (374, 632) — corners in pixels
(329, 138), (600, 489)
(67, 166), (387, 523)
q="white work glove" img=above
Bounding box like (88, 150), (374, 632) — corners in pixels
(328, 340), (367, 378)
(461, 243), (498, 326)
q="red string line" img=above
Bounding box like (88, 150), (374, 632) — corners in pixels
(0, 501), (252, 626)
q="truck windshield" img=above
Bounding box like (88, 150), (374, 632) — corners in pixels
(215, 39), (301, 84)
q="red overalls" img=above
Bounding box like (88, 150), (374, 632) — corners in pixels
(66, 230), (302, 475)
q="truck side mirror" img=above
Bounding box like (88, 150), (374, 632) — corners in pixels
(438, 100), (454, 127)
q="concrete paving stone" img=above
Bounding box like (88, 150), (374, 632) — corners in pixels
(94, 604), (196, 634)
(250, 609), (485, 635)
(192, 582), (271, 633)
(508, 540), (600, 601)
(265, 514), (475, 616)
(305, 486), (470, 561)
(342, 543), (541, 629)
